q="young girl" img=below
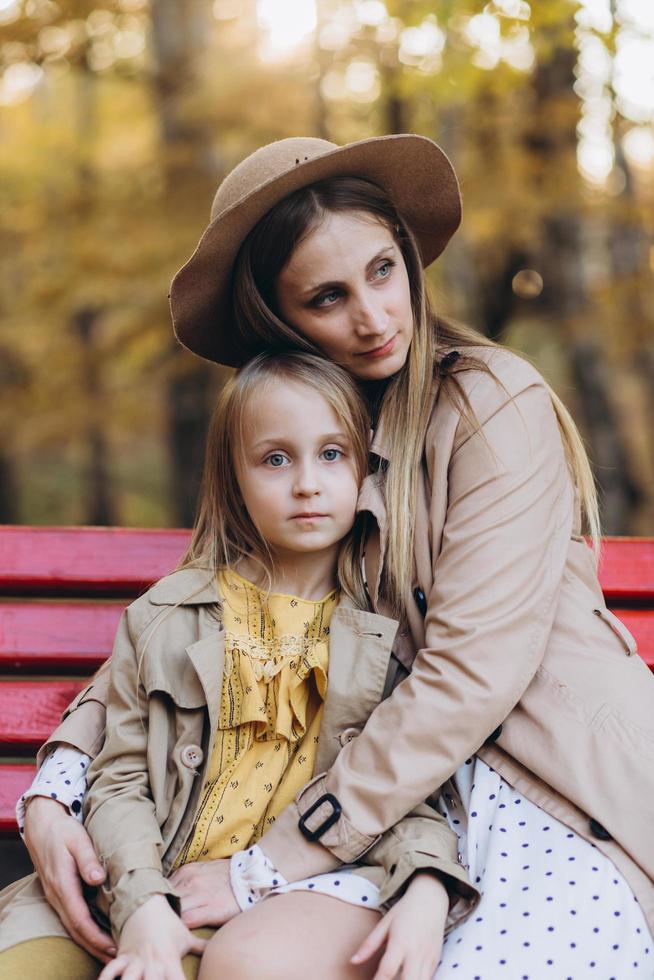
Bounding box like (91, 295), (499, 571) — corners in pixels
(0, 351), (475, 980)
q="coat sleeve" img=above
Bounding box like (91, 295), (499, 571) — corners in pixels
(83, 610), (179, 941)
(36, 660), (110, 768)
(364, 802), (479, 929)
(256, 372), (575, 880)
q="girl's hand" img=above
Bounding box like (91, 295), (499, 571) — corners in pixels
(169, 859), (240, 929)
(351, 873), (449, 980)
(23, 796), (116, 963)
(98, 894), (206, 979)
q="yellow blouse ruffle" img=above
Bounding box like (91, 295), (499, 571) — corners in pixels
(177, 569), (337, 865)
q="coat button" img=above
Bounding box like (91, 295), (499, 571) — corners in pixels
(413, 587), (427, 616)
(339, 727), (360, 746)
(180, 744), (203, 769)
(589, 818), (612, 841)
(484, 724), (503, 745)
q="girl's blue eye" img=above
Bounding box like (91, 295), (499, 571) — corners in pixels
(375, 259), (393, 279)
(265, 453), (288, 467)
(321, 448), (343, 462)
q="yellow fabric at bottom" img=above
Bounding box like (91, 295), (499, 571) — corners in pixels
(0, 931), (215, 980)
(177, 570), (336, 865)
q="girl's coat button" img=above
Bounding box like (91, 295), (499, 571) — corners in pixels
(180, 744), (204, 768)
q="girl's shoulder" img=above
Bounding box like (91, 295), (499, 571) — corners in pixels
(123, 567), (220, 636)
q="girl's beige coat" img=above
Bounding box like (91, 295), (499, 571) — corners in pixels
(0, 589), (473, 949)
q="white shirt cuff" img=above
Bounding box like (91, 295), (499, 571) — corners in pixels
(16, 743), (91, 837)
(229, 844), (288, 911)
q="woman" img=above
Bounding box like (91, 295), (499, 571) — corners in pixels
(9, 135), (654, 976)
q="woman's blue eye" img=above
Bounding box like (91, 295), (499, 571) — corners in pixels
(375, 260), (393, 279)
(321, 448), (343, 461)
(265, 453), (288, 467)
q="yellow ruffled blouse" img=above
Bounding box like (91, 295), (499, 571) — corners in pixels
(177, 569), (337, 865)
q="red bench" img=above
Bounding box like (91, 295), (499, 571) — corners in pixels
(1, 525), (653, 886)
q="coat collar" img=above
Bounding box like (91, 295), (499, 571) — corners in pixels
(369, 419), (389, 464)
(148, 567), (221, 606)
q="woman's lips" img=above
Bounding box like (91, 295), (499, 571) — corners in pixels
(358, 334), (396, 359)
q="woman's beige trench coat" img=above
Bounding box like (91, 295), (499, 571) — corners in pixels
(2, 345), (653, 943)
(0, 588), (475, 951)
(257, 346), (654, 929)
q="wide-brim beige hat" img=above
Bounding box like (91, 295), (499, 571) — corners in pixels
(170, 134), (461, 366)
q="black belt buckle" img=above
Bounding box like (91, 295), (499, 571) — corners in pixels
(298, 792), (342, 842)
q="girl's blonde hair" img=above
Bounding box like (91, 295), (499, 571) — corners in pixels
(231, 177), (600, 618)
(179, 350), (370, 609)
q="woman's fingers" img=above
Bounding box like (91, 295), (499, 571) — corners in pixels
(120, 959), (145, 980)
(48, 854), (115, 961)
(180, 902), (211, 930)
(68, 823), (107, 887)
(171, 861), (240, 930)
(24, 799), (115, 961)
(186, 933), (208, 956)
(401, 953), (427, 980)
(166, 958), (189, 980)
(168, 865), (193, 887)
(351, 915), (389, 964)
(371, 942), (404, 980)
(98, 953), (130, 979)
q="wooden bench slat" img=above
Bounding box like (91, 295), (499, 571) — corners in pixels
(0, 765), (34, 835)
(599, 538), (654, 602)
(0, 602), (123, 672)
(1, 529), (652, 600)
(0, 681), (85, 753)
(610, 608), (654, 668)
(0, 526), (190, 597)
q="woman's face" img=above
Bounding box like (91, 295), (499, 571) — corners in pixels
(275, 211), (414, 381)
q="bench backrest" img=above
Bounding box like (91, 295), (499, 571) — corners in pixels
(1, 527), (653, 838)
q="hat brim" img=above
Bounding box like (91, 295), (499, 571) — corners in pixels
(170, 134), (461, 367)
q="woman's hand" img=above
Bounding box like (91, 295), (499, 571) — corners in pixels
(98, 894), (206, 980)
(23, 795), (116, 963)
(169, 859), (240, 929)
(351, 872), (449, 980)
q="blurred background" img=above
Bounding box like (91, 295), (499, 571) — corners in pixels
(0, 0), (652, 533)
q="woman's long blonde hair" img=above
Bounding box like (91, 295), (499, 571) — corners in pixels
(179, 351), (370, 608)
(231, 178), (600, 617)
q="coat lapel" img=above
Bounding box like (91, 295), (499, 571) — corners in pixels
(184, 605), (225, 737)
(315, 603), (399, 773)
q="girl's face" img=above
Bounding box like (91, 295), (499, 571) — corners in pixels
(275, 211), (414, 381)
(237, 379), (360, 564)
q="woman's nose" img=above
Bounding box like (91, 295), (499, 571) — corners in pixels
(353, 292), (388, 338)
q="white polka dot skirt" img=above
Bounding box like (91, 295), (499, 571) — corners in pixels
(435, 757), (653, 978)
(265, 866), (380, 909)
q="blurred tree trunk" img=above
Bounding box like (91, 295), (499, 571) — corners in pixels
(313, 0), (330, 140)
(74, 47), (113, 526)
(381, 62), (406, 135)
(75, 306), (113, 526)
(524, 36), (641, 532)
(150, 0), (219, 528)
(570, 339), (641, 532)
(0, 349), (25, 522)
(0, 455), (18, 523)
